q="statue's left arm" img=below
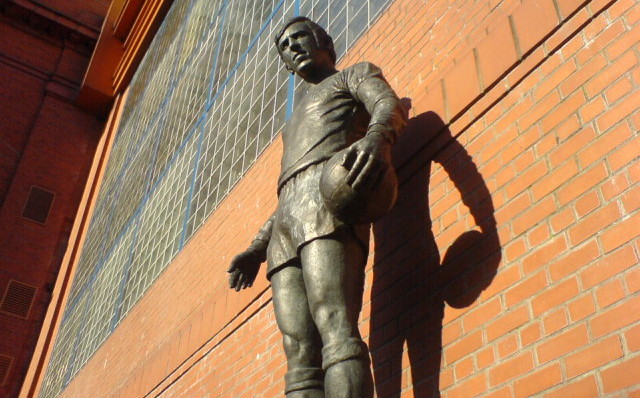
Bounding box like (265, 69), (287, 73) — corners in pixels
(343, 63), (407, 191)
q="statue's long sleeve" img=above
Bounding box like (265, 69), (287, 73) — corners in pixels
(349, 62), (407, 144)
(251, 214), (275, 261)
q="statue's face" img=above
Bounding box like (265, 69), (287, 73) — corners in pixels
(277, 21), (330, 78)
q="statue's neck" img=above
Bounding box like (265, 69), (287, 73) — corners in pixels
(302, 66), (338, 85)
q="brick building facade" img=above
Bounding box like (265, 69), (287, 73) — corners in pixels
(21, 0), (640, 397)
(0, 0), (109, 396)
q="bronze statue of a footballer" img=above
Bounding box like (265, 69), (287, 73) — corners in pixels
(228, 17), (406, 398)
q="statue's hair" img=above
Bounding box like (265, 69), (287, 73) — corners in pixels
(274, 16), (337, 65)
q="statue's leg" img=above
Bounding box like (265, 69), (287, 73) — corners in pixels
(271, 265), (325, 398)
(300, 237), (374, 398)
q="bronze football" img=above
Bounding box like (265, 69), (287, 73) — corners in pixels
(320, 149), (398, 224)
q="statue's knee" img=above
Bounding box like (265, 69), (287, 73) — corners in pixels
(312, 305), (348, 332)
(312, 305), (361, 345)
(282, 334), (320, 364)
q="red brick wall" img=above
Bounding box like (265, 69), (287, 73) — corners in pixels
(54, 0), (639, 396)
(11, 0), (110, 32)
(0, 1), (107, 396)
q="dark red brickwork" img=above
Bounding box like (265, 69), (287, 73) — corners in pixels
(0, 0), (108, 396)
(43, 0), (640, 396)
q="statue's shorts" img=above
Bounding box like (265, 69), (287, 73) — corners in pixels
(266, 162), (369, 279)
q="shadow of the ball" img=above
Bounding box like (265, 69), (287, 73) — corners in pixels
(440, 230), (496, 308)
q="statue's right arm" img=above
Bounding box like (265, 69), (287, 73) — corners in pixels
(227, 214), (275, 291)
(342, 63), (407, 191)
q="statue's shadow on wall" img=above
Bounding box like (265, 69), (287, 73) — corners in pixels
(370, 106), (502, 398)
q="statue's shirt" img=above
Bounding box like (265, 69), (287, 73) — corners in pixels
(266, 62), (405, 277)
(277, 62), (404, 192)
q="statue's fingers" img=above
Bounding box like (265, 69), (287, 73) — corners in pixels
(360, 165), (383, 192)
(235, 273), (245, 291)
(228, 251), (249, 272)
(229, 270), (240, 288)
(234, 270), (243, 287)
(352, 156), (376, 191)
(243, 277), (252, 289)
(227, 259), (238, 273)
(366, 162), (385, 190)
(369, 160), (389, 189)
(240, 273), (249, 289)
(346, 152), (368, 186)
(341, 148), (357, 168)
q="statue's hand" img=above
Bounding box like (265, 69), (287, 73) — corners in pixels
(227, 246), (263, 291)
(342, 132), (392, 191)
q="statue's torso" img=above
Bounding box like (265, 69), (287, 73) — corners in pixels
(278, 65), (371, 191)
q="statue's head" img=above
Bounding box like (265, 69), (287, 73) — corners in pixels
(274, 16), (337, 79)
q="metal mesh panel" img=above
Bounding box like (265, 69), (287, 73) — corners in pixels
(39, 293), (88, 396)
(40, 0), (393, 396)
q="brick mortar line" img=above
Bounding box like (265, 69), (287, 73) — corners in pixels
(9, 0), (101, 37)
(475, 2), (636, 249)
(442, 188), (639, 387)
(0, 53), (57, 83)
(139, 286), (273, 397)
(392, 0), (619, 200)
(0, 53), (84, 104)
(392, 0), (619, 187)
(447, 0), (604, 138)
